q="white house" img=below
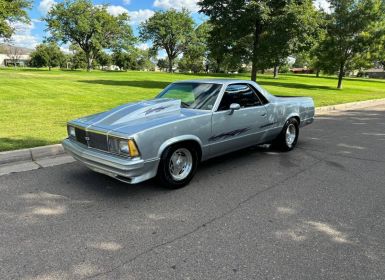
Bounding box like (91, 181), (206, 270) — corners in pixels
(0, 44), (32, 67)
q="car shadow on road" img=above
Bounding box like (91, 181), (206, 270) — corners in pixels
(63, 144), (271, 197)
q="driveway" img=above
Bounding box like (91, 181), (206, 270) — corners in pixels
(1, 104), (385, 280)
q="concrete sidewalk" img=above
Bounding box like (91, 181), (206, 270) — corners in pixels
(0, 144), (74, 176)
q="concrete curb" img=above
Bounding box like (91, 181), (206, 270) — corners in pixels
(315, 98), (385, 114)
(0, 144), (64, 165)
(1, 97), (385, 174)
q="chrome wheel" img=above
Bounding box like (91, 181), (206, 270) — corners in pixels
(285, 123), (297, 146)
(168, 148), (193, 181)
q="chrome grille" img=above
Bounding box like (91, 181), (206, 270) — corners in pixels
(73, 127), (108, 152)
(88, 131), (108, 151)
(75, 127), (87, 145)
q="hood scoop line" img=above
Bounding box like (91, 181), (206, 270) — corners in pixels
(91, 99), (182, 127)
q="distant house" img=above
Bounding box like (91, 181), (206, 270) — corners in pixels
(363, 68), (385, 79)
(0, 44), (33, 67)
(290, 67), (314, 74)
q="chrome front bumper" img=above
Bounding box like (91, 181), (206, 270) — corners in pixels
(62, 138), (160, 184)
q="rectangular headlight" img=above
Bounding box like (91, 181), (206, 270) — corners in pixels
(68, 125), (76, 138)
(108, 137), (140, 157)
(119, 140), (129, 154)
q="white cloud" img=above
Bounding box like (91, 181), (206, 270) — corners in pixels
(127, 9), (155, 25)
(123, 0), (131, 5)
(136, 43), (149, 50)
(39, 0), (57, 15)
(106, 6), (154, 25)
(153, 0), (199, 12)
(60, 43), (71, 54)
(8, 21), (40, 48)
(106, 5), (129, 17)
(314, 0), (331, 13)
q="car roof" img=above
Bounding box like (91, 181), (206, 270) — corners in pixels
(172, 79), (253, 85)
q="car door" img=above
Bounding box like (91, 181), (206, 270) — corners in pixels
(209, 83), (269, 157)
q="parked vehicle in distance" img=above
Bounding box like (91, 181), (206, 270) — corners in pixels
(63, 79), (314, 188)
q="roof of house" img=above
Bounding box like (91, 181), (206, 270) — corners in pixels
(364, 68), (385, 73)
(0, 44), (33, 55)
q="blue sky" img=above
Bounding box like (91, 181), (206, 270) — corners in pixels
(8, 0), (329, 55)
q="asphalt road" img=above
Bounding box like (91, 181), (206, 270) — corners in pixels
(1, 105), (385, 280)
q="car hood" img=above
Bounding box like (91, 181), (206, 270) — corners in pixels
(71, 98), (208, 136)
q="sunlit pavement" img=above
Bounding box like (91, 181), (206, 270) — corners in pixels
(1, 105), (385, 280)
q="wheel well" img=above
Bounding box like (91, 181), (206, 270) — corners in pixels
(291, 116), (300, 125)
(168, 140), (202, 161)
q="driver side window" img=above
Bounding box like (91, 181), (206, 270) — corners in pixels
(218, 84), (262, 111)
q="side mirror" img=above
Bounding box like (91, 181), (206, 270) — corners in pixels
(229, 103), (241, 115)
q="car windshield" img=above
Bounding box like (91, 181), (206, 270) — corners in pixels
(156, 82), (222, 110)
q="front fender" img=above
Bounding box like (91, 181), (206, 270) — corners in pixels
(157, 135), (203, 158)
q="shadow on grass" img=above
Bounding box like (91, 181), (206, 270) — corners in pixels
(258, 80), (335, 91)
(79, 77), (337, 92)
(0, 137), (52, 152)
(78, 80), (170, 89)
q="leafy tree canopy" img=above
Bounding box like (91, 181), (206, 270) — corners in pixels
(44, 0), (134, 71)
(29, 42), (65, 70)
(199, 0), (321, 81)
(0, 0), (31, 39)
(139, 9), (194, 72)
(316, 0), (385, 88)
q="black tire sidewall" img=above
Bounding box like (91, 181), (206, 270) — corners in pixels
(158, 144), (198, 189)
(275, 118), (299, 151)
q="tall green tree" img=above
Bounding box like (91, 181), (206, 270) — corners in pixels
(199, 0), (321, 81)
(262, 0), (322, 78)
(157, 58), (168, 71)
(206, 25), (229, 73)
(96, 51), (112, 69)
(0, 0), (31, 39)
(68, 44), (87, 69)
(179, 22), (211, 73)
(318, 0), (384, 89)
(139, 9), (194, 73)
(29, 42), (65, 70)
(44, 0), (134, 71)
(112, 50), (133, 71)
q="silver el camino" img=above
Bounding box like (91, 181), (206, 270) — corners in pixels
(63, 79), (314, 188)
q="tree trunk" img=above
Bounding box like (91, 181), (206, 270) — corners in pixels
(261, 69), (265, 74)
(337, 61), (344, 89)
(87, 58), (93, 72)
(216, 58), (221, 73)
(168, 58), (173, 73)
(273, 65), (279, 79)
(85, 52), (93, 72)
(49, 65), (51, 71)
(251, 20), (262, 82)
(251, 64), (257, 82)
(316, 69), (320, 77)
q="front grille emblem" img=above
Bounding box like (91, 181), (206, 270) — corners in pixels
(85, 136), (90, 141)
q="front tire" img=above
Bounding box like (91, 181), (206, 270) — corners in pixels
(157, 144), (198, 189)
(272, 118), (299, 151)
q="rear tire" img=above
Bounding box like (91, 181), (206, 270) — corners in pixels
(272, 118), (299, 152)
(157, 143), (198, 189)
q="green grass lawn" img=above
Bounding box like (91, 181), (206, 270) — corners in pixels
(1, 68), (385, 151)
